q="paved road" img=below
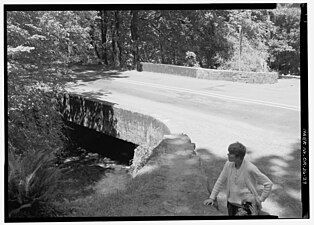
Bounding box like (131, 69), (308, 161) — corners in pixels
(66, 70), (300, 158)
(66, 70), (301, 217)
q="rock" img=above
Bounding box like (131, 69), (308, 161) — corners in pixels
(87, 153), (99, 158)
(64, 156), (80, 163)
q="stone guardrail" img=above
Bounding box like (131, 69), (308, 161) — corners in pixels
(141, 62), (278, 84)
(59, 92), (171, 175)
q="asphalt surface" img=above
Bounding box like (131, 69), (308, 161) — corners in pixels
(66, 69), (301, 218)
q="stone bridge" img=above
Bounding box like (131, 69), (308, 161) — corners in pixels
(59, 92), (171, 175)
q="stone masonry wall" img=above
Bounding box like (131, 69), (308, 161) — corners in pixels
(142, 62), (278, 84)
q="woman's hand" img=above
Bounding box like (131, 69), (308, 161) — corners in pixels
(256, 196), (263, 210)
(203, 198), (215, 206)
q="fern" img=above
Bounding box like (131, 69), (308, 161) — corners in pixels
(8, 147), (65, 218)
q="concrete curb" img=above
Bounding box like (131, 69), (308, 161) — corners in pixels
(279, 75), (300, 79)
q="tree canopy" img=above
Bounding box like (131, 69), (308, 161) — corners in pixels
(7, 5), (301, 77)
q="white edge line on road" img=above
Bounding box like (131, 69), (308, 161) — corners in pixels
(115, 79), (300, 112)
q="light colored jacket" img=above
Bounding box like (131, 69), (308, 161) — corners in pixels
(209, 159), (273, 203)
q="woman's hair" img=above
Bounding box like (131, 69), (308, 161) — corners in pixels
(228, 142), (246, 159)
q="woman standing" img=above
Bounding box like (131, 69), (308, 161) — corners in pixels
(203, 142), (273, 216)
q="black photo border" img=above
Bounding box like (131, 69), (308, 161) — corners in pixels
(3, 3), (308, 222)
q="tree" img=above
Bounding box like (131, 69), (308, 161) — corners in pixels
(268, 4), (300, 75)
(111, 11), (121, 68)
(99, 10), (109, 65)
(7, 11), (75, 217)
(131, 10), (140, 70)
(218, 9), (273, 72)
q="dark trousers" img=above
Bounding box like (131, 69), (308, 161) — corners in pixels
(227, 201), (257, 216)
(227, 202), (241, 216)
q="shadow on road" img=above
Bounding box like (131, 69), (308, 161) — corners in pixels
(69, 65), (129, 83)
(196, 142), (302, 218)
(75, 91), (113, 100)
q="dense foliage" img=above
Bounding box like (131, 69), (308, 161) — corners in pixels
(7, 6), (301, 75)
(6, 4), (301, 218)
(7, 11), (69, 218)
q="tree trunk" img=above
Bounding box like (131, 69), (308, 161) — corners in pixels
(99, 10), (108, 65)
(239, 25), (243, 58)
(160, 42), (165, 64)
(131, 10), (141, 70)
(112, 10), (121, 69)
(89, 24), (101, 60)
(173, 49), (176, 65)
(239, 25), (243, 71)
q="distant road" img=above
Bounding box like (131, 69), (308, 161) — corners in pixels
(114, 79), (299, 111)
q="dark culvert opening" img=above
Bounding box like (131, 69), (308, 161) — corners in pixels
(56, 121), (138, 201)
(63, 121), (138, 166)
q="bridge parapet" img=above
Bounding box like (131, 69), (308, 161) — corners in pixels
(59, 92), (171, 175)
(141, 62), (278, 84)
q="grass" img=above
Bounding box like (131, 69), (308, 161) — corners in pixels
(60, 137), (223, 217)
(65, 168), (167, 217)
(9, 132), (298, 218)
(58, 143), (301, 218)
(56, 158), (109, 201)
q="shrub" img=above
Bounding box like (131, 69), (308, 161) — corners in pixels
(8, 148), (65, 218)
(219, 50), (270, 72)
(184, 51), (200, 67)
(7, 86), (68, 218)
